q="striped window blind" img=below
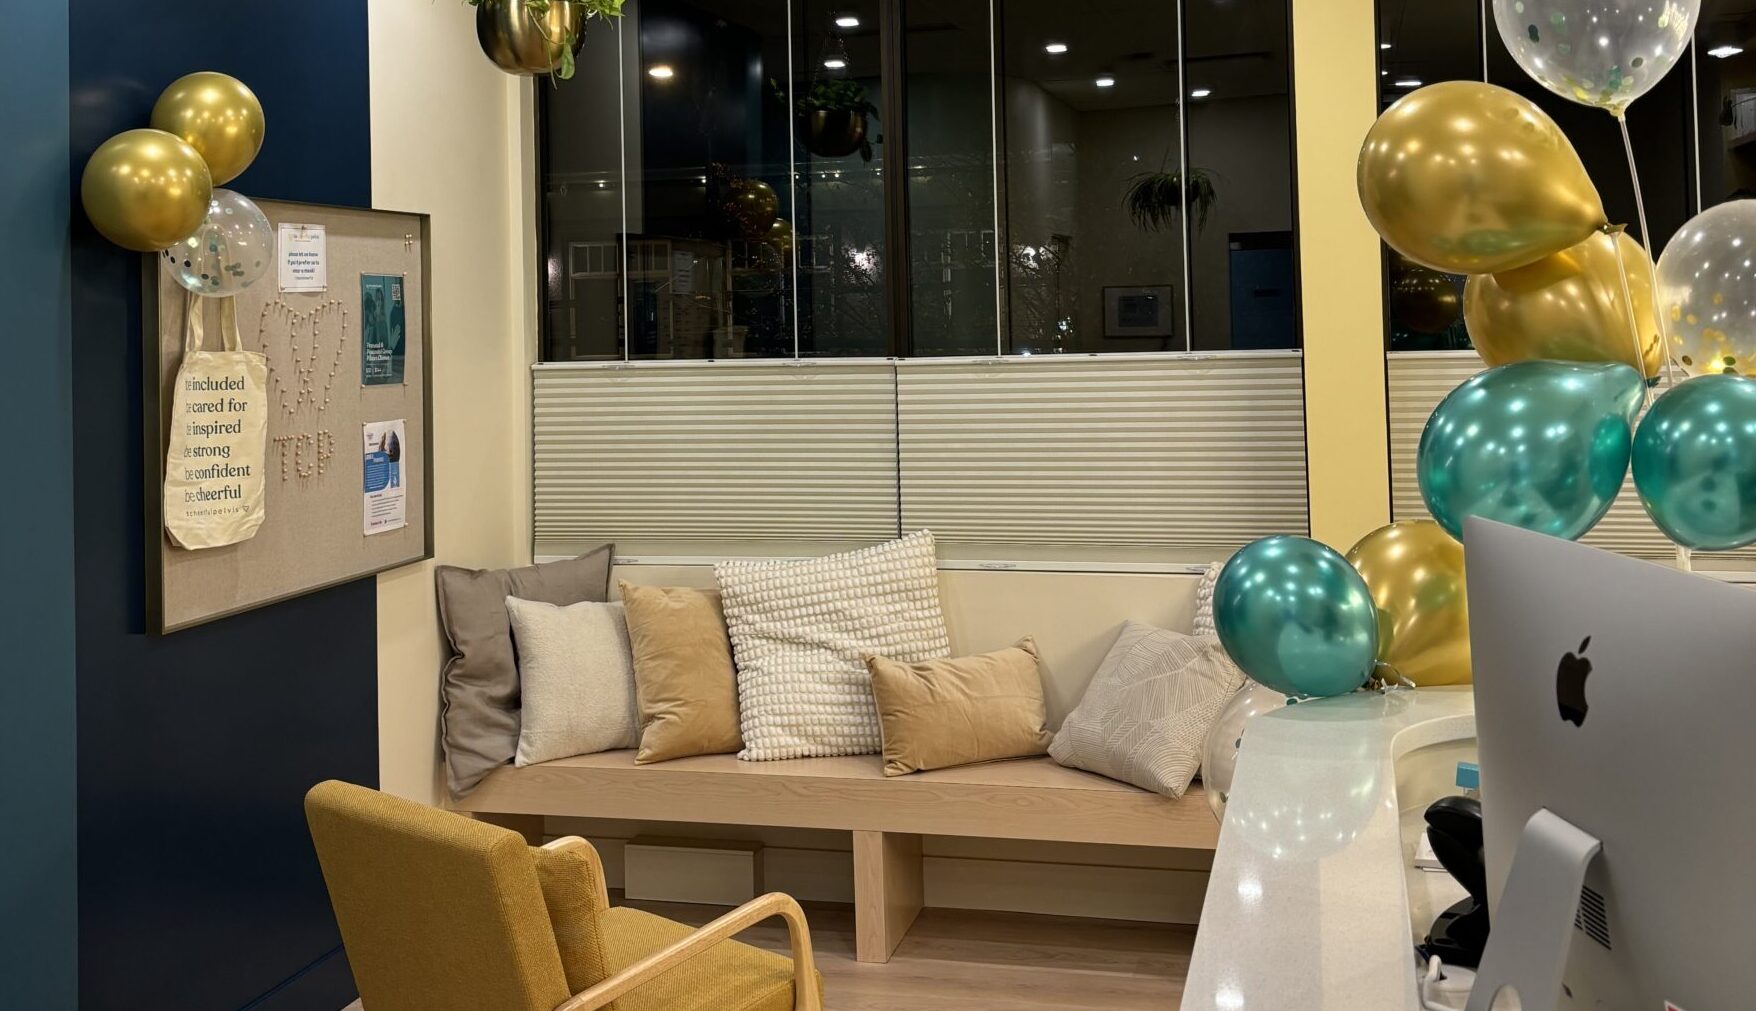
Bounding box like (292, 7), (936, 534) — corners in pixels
(532, 362), (901, 558)
(532, 353), (1312, 564)
(895, 355), (1309, 559)
(1387, 353), (1756, 568)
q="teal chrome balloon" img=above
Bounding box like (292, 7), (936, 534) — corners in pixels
(1213, 535), (1379, 699)
(1417, 360), (1644, 540)
(1632, 375), (1756, 551)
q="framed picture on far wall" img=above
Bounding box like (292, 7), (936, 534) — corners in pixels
(1103, 284), (1175, 338)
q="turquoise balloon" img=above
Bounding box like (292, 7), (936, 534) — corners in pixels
(1632, 375), (1756, 551)
(1213, 535), (1379, 698)
(1417, 360), (1644, 540)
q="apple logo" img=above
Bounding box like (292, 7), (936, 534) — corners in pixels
(1556, 636), (1592, 727)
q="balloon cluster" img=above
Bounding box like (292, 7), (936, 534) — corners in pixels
(1209, 0), (1756, 720)
(81, 72), (274, 296)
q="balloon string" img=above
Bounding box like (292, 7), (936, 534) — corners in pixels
(1608, 226), (1656, 410)
(1616, 112), (1677, 391)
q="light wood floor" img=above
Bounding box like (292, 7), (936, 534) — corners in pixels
(343, 898), (1192, 1010)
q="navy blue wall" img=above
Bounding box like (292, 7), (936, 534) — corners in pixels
(69, 3), (378, 1008)
(1, 2), (77, 1008)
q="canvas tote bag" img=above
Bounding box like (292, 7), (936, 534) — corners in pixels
(162, 291), (269, 549)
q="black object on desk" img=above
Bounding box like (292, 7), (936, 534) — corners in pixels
(1424, 795), (1489, 968)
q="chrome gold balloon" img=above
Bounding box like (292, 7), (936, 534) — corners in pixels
(1465, 229), (1663, 380)
(1346, 520), (1471, 687)
(80, 129), (213, 252)
(151, 72), (265, 186)
(1358, 81), (1606, 275)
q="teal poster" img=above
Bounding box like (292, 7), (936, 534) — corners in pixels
(360, 273), (406, 386)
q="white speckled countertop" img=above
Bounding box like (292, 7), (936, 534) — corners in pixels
(1181, 687), (1476, 1011)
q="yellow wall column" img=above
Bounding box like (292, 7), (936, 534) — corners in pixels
(1292, 0), (1392, 550)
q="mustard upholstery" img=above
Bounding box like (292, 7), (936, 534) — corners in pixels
(304, 780), (813, 1011)
(602, 907), (801, 1011)
(304, 780), (571, 1011)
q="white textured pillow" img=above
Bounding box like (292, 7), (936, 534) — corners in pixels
(1049, 621), (1245, 798)
(716, 530), (950, 761)
(506, 597), (640, 766)
(1192, 561), (1223, 636)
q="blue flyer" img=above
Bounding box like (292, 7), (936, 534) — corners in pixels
(360, 273), (406, 385)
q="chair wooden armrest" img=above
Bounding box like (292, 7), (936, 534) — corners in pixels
(552, 891), (823, 1011)
(541, 836), (610, 911)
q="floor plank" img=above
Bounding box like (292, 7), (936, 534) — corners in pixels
(339, 898), (1191, 1010)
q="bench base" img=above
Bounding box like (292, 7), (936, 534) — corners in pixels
(853, 830), (923, 963)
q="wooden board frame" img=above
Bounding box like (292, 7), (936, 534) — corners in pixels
(145, 199), (434, 633)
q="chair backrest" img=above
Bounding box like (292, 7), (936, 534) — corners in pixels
(305, 780), (572, 1011)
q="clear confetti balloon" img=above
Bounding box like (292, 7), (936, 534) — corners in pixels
(160, 188), (274, 296)
(1200, 682), (1288, 823)
(1656, 200), (1756, 378)
(1492, 0), (1701, 116)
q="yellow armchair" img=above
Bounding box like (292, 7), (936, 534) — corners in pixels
(305, 780), (823, 1011)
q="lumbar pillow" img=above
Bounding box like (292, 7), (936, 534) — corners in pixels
(715, 530), (950, 761)
(618, 582), (743, 764)
(1049, 621), (1246, 798)
(866, 637), (1053, 776)
(1193, 560), (1223, 637)
(435, 545), (614, 796)
(505, 597), (640, 766)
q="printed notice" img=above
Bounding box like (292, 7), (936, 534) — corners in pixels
(362, 419), (407, 535)
(360, 273), (407, 385)
(279, 223), (327, 292)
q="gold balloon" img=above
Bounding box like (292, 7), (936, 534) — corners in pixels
(1357, 81), (1606, 275)
(81, 129), (213, 252)
(151, 72), (266, 185)
(727, 179), (779, 236)
(1345, 520), (1471, 687)
(1465, 229), (1663, 380)
(767, 218), (795, 256)
(1390, 256), (1463, 335)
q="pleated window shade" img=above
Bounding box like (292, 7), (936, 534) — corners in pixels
(1387, 352), (1756, 568)
(532, 353), (1312, 564)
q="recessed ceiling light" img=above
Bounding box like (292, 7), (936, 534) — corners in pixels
(1394, 77), (1422, 88)
(1095, 75), (1116, 88)
(1710, 43), (1744, 59)
(1380, 42), (1393, 50)
(1381, 69), (1388, 76)
(647, 64), (675, 79)
(1044, 42), (1069, 54)
(823, 57), (848, 69)
(835, 15), (861, 28)
(1190, 87), (1211, 98)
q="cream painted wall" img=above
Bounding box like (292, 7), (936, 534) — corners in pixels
(369, 1), (535, 804)
(1293, 0), (1392, 550)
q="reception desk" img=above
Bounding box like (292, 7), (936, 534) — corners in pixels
(1181, 687), (1476, 1010)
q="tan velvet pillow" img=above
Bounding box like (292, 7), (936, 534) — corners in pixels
(865, 637), (1053, 776)
(618, 582), (743, 764)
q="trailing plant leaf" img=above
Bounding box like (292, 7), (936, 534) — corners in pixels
(1124, 167), (1217, 234)
(797, 79), (879, 119)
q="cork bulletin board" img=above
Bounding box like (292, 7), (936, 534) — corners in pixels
(146, 199), (432, 633)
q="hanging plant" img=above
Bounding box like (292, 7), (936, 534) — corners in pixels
(797, 79), (879, 161)
(1124, 167), (1217, 234)
(467, 0), (624, 80)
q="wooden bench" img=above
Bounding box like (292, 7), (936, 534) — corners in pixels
(455, 751), (1219, 963)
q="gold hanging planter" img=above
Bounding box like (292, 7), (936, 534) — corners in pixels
(472, 0), (593, 78)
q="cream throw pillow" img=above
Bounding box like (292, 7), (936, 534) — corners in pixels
(506, 597), (640, 766)
(716, 530), (950, 761)
(618, 583), (743, 764)
(867, 637), (1052, 776)
(1049, 621), (1246, 798)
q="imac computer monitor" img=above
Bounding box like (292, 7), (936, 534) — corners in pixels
(1466, 517), (1755, 1010)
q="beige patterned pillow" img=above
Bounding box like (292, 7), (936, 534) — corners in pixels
(1049, 621), (1245, 798)
(715, 530), (950, 761)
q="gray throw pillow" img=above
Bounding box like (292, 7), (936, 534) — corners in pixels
(436, 545), (613, 796)
(506, 597), (640, 765)
(1049, 621), (1246, 798)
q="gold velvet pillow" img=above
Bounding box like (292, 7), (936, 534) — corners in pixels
(618, 582), (743, 764)
(865, 637), (1053, 777)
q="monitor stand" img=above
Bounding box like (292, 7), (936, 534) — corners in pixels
(1466, 809), (1602, 1011)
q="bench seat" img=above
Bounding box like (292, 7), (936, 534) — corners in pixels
(455, 751), (1217, 963)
